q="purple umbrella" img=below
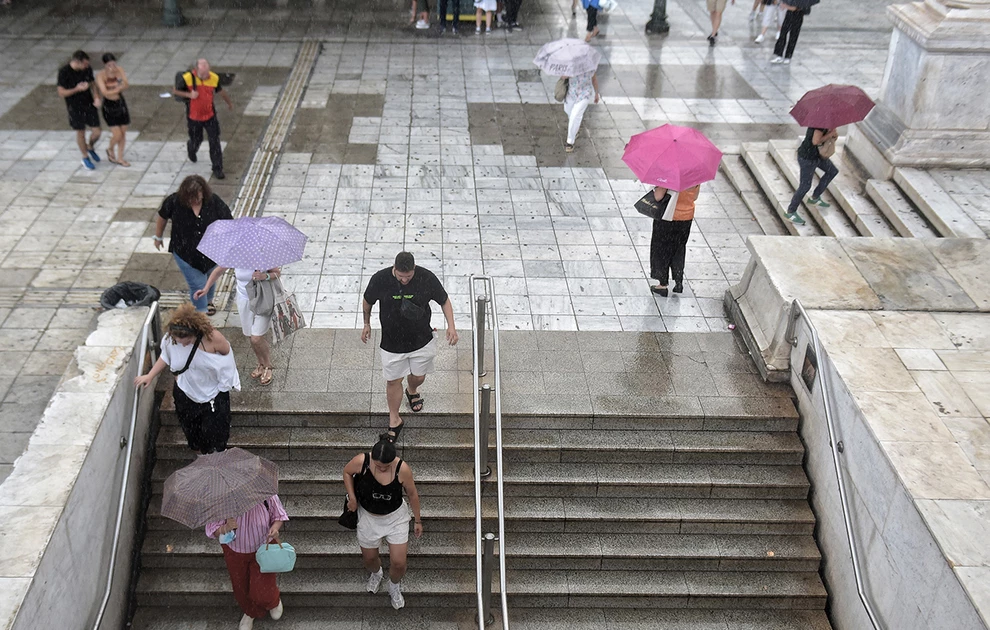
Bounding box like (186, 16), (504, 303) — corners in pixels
(197, 216), (307, 270)
(790, 84), (875, 129)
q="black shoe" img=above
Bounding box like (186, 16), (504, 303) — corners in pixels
(452, 26), (459, 34)
(438, 25), (446, 34)
(651, 285), (669, 297)
(511, 22), (522, 29)
(187, 149), (197, 163)
(673, 281), (683, 294)
(708, 34), (716, 46)
(213, 169), (225, 180)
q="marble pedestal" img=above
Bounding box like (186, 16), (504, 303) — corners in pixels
(847, 0), (990, 178)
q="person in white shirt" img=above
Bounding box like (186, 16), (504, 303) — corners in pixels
(135, 303), (241, 453)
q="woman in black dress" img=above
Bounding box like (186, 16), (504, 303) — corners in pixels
(96, 53), (131, 166)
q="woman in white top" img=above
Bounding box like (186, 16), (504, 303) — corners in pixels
(135, 303), (241, 454)
(196, 266), (281, 386)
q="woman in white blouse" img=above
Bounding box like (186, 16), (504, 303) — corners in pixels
(135, 303), (241, 453)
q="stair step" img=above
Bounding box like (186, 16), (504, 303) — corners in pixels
(150, 457), (809, 499)
(719, 155), (788, 236)
(865, 179), (939, 238)
(154, 426), (806, 465)
(894, 167), (986, 238)
(130, 605), (834, 630)
(146, 496), (817, 535)
(141, 530), (821, 572)
(766, 139), (860, 238)
(135, 567), (828, 609)
(740, 143), (823, 237)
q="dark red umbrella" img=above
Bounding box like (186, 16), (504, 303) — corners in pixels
(790, 84), (875, 129)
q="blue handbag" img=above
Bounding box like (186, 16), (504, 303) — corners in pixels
(255, 540), (297, 573)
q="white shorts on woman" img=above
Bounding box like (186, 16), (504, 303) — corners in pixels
(234, 268), (271, 337)
(356, 501), (411, 548)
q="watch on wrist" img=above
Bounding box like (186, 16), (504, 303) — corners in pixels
(152, 235), (163, 242)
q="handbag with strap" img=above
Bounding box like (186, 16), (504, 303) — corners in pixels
(270, 285), (307, 345)
(554, 77), (569, 103)
(818, 138), (836, 159)
(247, 276), (282, 317)
(338, 454), (370, 530)
(255, 538), (297, 573)
(634, 189), (681, 221)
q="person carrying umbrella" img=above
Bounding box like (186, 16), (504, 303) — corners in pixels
(191, 215), (308, 387)
(533, 39), (602, 153)
(783, 126), (838, 225)
(159, 448), (287, 630)
(134, 303), (240, 454)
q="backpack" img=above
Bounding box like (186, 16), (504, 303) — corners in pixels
(173, 70), (196, 103)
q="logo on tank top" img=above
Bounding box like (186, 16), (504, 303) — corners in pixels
(372, 492), (393, 501)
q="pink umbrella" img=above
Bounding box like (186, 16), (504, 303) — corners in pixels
(790, 84), (875, 129)
(622, 124), (723, 191)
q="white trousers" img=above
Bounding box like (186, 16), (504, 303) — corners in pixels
(762, 3), (781, 29)
(564, 98), (591, 144)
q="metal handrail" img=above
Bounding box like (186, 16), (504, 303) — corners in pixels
(469, 275), (509, 630)
(788, 299), (882, 629)
(93, 302), (162, 630)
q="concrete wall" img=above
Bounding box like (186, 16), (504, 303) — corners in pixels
(789, 317), (987, 630)
(0, 308), (158, 630)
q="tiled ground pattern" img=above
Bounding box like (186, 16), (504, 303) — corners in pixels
(0, 0), (900, 480)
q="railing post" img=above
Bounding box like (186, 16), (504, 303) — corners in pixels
(478, 385), (492, 478)
(481, 532), (496, 626)
(475, 295), (488, 377)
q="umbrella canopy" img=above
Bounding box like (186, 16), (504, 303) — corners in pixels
(622, 124), (723, 191)
(787, 0), (820, 10)
(790, 84), (875, 129)
(161, 448), (278, 528)
(196, 216), (307, 270)
(533, 38), (602, 77)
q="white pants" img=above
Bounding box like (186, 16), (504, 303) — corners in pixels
(564, 98), (591, 144)
(762, 3), (781, 29)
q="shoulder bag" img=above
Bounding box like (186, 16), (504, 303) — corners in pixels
(170, 334), (203, 376)
(817, 138), (836, 159)
(634, 189), (680, 221)
(554, 77), (569, 102)
(338, 454), (369, 530)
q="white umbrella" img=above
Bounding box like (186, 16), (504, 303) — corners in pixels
(533, 38), (602, 77)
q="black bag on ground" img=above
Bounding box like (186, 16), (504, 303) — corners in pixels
(634, 190), (672, 220)
(100, 281), (161, 310)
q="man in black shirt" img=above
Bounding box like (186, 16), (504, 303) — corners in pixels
(362, 252), (458, 437)
(57, 50), (102, 170)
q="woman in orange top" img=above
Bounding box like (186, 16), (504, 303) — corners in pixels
(649, 184), (700, 297)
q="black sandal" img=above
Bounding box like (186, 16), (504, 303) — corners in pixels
(387, 419), (405, 440)
(405, 389), (424, 413)
(207, 302), (217, 316)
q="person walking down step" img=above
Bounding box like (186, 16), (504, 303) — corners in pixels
(771, 2), (806, 64)
(172, 58), (233, 179)
(784, 126), (839, 225)
(57, 50), (102, 171)
(343, 435), (423, 610)
(649, 184), (700, 297)
(361, 251), (458, 439)
(95, 53), (131, 167)
(154, 174), (233, 315)
(134, 304), (241, 454)
(206, 495), (288, 630)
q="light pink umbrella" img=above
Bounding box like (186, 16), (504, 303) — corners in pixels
(622, 124), (723, 191)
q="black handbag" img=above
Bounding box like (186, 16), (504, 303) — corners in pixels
(634, 189), (672, 220)
(338, 495), (358, 530)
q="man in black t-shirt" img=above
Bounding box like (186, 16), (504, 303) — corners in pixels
(362, 252), (458, 437)
(56, 50), (102, 170)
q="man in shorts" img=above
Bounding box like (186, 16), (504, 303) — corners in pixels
(707, 0), (734, 45)
(361, 251), (458, 437)
(57, 50), (102, 170)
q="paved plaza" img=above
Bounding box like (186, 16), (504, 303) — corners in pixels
(0, 0), (900, 480)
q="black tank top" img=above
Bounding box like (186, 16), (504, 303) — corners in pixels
(356, 453), (404, 515)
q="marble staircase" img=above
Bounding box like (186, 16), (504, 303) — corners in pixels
(723, 137), (987, 240)
(130, 385), (832, 629)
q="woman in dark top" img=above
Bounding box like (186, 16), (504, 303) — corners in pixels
(153, 175), (232, 314)
(784, 127), (839, 226)
(771, 3), (805, 64)
(343, 435), (422, 611)
(95, 53), (130, 166)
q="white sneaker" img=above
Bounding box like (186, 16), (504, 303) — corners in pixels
(270, 599), (283, 620)
(415, 19), (429, 28)
(387, 580), (405, 610)
(239, 614), (254, 630)
(754, 33), (764, 43)
(783, 58), (791, 64)
(366, 568), (384, 593)
(771, 56), (784, 64)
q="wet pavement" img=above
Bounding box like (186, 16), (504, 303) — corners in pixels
(0, 0), (898, 478)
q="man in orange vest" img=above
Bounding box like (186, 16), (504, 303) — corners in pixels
(172, 59), (233, 180)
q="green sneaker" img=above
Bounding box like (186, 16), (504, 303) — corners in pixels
(785, 212), (807, 226)
(808, 196), (830, 208)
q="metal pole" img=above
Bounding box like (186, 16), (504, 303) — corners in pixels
(163, 0), (184, 27)
(479, 385), (492, 478)
(475, 296), (488, 377)
(481, 533), (496, 626)
(645, 0), (670, 33)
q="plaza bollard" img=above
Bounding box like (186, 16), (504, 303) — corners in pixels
(481, 532), (496, 626)
(478, 385), (492, 478)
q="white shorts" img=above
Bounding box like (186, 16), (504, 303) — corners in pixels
(380, 338), (437, 382)
(356, 502), (411, 549)
(236, 296), (271, 337)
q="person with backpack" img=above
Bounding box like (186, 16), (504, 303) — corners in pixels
(172, 58), (233, 179)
